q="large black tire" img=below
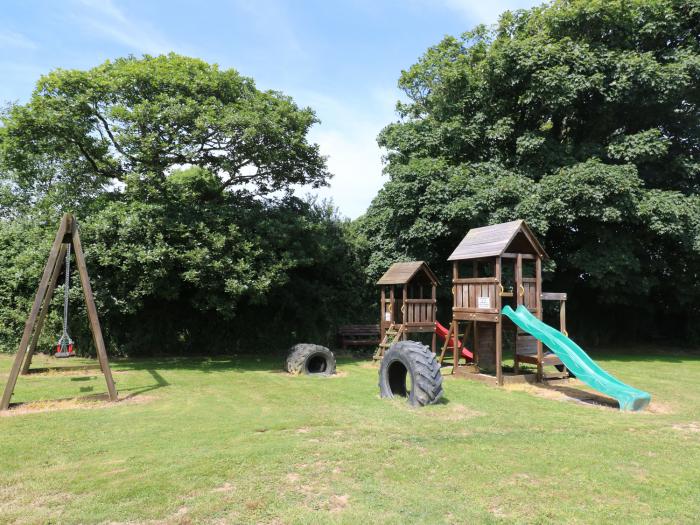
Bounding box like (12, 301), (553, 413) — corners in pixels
(379, 341), (443, 407)
(285, 344), (336, 376)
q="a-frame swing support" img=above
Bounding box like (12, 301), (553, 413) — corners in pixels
(0, 213), (118, 411)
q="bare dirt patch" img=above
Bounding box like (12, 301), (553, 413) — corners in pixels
(507, 381), (620, 410)
(329, 494), (349, 513)
(672, 422), (700, 434)
(428, 403), (483, 421)
(1, 393), (156, 416)
(212, 482), (235, 493)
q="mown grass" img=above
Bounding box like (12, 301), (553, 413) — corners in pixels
(0, 346), (699, 524)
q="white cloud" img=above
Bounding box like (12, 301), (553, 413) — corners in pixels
(0, 30), (37, 49)
(294, 89), (396, 219)
(71, 0), (179, 55)
(440, 0), (542, 25)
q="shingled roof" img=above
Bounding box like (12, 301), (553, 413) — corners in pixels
(376, 261), (439, 286)
(447, 220), (548, 261)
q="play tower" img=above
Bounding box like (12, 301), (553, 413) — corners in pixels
(441, 220), (568, 385)
(375, 261), (439, 359)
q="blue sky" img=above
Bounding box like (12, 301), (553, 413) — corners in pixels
(0, 0), (540, 218)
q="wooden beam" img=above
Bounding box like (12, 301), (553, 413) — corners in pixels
(71, 222), (118, 402)
(541, 292), (567, 301)
(1, 215), (70, 410)
(502, 253), (536, 260)
(21, 243), (68, 374)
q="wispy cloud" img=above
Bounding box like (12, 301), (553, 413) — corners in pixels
(70, 0), (179, 55)
(439, 0), (542, 25)
(230, 0), (307, 60)
(0, 30), (37, 50)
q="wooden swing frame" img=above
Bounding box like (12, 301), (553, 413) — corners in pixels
(0, 214), (118, 411)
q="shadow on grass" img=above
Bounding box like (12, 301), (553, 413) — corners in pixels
(117, 369), (170, 399)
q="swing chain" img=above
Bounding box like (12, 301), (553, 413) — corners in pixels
(62, 244), (71, 337)
(55, 244), (74, 357)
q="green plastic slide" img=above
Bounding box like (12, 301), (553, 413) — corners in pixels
(502, 305), (651, 411)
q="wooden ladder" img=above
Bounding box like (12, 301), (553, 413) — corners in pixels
(373, 324), (405, 360)
(438, 321), (472, 368)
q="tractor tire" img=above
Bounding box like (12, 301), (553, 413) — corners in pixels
(378, 340), (443, 407)
(285, 344), (336, 376)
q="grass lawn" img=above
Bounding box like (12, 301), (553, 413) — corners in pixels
(1, 346), (699, 524)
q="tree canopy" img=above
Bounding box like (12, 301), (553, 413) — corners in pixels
(359, 0), (700, 342)
(0, 54), (329, 215)
(0, 55), (367, 356)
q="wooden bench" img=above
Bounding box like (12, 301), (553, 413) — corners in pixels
(337, 325), (380, 349)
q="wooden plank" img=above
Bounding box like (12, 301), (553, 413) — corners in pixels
(541, 292), (567, 301)
(1, 215), (70, 410)
(453, 307), (499, 314)
(453, 312), (500, 322)
(453, 277), (499, 284)
(22, 243), (68, 374)
(72, 223), (118, 402)
(502, 253), (536, 260)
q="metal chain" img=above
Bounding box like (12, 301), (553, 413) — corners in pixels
(62, 244), (71, 339)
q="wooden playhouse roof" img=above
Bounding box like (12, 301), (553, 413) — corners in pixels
(447, 220), (548, 261)
(376, 261), (439, 286)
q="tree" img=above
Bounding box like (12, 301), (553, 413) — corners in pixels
(0, 53), (329, 217)
(0, 55), (367, 356)
(360, 0), (700, 342)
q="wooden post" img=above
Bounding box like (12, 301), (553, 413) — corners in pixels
(71, 224), (118, 401)
(515, 254), (523, 308)
(495, 256), (503, 386)
(535, 256), (543, 381)
(560, 299), (567, 334)
(389, 286), (395, 326)
(1, 216), (70, 410)
(452, 320), (458, 373)
(513, 253), (523, 374)
(431, 284), (436, 353)
(380, 287), (386, 343)
(401, 285), (407, 340)
(21, 243), (68, 374)
(451, 262), (458, 373)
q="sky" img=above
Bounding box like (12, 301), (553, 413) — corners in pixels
(0, 0), (540, 218)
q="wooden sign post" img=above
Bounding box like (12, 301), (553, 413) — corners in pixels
(0, 214), (118, 411)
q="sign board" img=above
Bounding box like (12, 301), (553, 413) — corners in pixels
(385, 311), (392, 321)
(477, 296), (491, 309)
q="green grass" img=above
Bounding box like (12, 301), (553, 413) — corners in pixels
(1, 346), (699, 524)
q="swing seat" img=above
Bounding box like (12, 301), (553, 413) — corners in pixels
(55, 343), (75, 358)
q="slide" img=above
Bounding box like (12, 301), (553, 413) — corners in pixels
(435, 321), (473, 360)
(502, 305), (651, 411)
